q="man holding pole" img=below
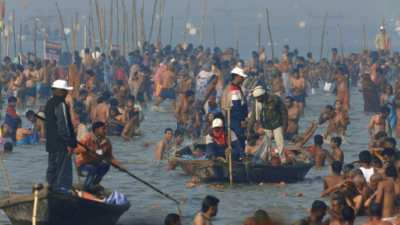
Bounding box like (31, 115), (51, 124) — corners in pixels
(221, 67), (248, 156)
(44, 80), (77, 192)
(248, 86), (288, 163)
(75, 121), (123, 190)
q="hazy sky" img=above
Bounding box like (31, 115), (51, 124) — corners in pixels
(6, 0), (400, 58)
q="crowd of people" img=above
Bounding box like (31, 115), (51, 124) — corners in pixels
(0, 24), (399, 224)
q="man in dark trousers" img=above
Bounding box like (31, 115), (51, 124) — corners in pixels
(45, 79), (77, 192)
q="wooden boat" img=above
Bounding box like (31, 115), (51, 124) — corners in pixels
(171, 121), (318, 183)
(173, 158), (313, 183)
(0, 186), (130, 225)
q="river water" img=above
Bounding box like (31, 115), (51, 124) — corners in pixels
(0, 87), (372, 225)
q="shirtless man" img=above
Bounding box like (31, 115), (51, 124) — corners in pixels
(321, 161), (344, 197)
(368, 107), (390, 139)
(192, 195), (219, 225)
(128, 64), (145, 99)
(175, 69), (194, 122)
(154, 63), (176, 110)
(335, 67), (350, 112)
(24, 62), (39, 106)
(285, 96), (301, 141)
(362, 203), (392, 225)
(330, 137), (344, 165)
(154, 128), (174, 160)
(375, 165), (396, 219)
(91, 96), (110, 123)
(307, 134), (329, 168)
(289, 67), (306, 112)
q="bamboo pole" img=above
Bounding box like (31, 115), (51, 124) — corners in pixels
(55, 2), (70, 53)
(265, 8), (274, 60)
(337, 24), (344, 60)
(18, 23), (22, 54)
(169, 16), (174, 45)
(94, 0), (104, 51)
(89, 0), (96, 50)
(131, 0), (137, 50)
(116, 0), (120, 47)
(212, 21), (216, 47)
(148, 0), (158, 43)
(84, 24), (87, 49)
(5, 21), (9, 57)
(226, 109), (233, 185)
(12, 9), (16, 57)
(156, 0), (164, 46)
(319, 13), (328, 60)
(71, 16), (76, 51)
(362, 24), (367, 50)
(183, 0), (191, 42)
(33, 19), (37, 57)
(108, 0), (114, 53)
(139, 0), (145, 49)
(200, 0), (207, 45)
(122, 0), (127, 56)
(257, 23), (261, 50)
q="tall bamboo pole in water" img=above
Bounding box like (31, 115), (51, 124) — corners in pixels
(19, 23), (22, 54)
(257, 23), (261, 50)
(89, 0), (96, 49)
(362, 24), (367, 50)
(108, 0), (114, 53)
(337, 24), (344, 59)
(33, 19), (37, 57)
(319, 13), (328, 60)
(182, 0), (191, 43)
(148, 0), (158, 44)
(265, 8), (274, 60)
(212, 21), (216, 47)
(169, 16), (174, 46)
(131, 0), (137, 50)
(156, 0), (165, 46)
(139, 0), (145, 50)
(116, 0), (120, 47)
(122, 0), (127, 56)
(55, 2), (71, 53)
(94, 0), (104, 50)
(12, 10), (16, 57)
(200, 0), (207, 45)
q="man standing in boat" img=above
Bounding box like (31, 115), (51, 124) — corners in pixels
(220, 67), (248, 154)
(45, 80), (77, 192)
(248, 86), (288, 163)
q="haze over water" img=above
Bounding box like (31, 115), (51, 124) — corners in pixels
(6, 0), (400, 58)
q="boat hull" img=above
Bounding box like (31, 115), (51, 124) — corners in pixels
(0, 188), (130, 225)
(175, 159), (313, 183)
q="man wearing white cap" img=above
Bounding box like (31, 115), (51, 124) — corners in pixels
(205, 118), (242, 160)
(220, 67), (248, 153)
(248, 86), (288, 163)
(375, 26), (391, 53)
(44, 79), (77, 192)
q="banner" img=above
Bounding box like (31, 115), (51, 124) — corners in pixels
(44, 40), (62, 61)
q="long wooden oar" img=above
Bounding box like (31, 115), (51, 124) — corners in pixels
(35, 114), (182, 210)
(226, 109), (233, 185)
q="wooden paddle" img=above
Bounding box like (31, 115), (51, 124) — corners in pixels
(226, 109), (233, 185)
(35, 114), (182, 212)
